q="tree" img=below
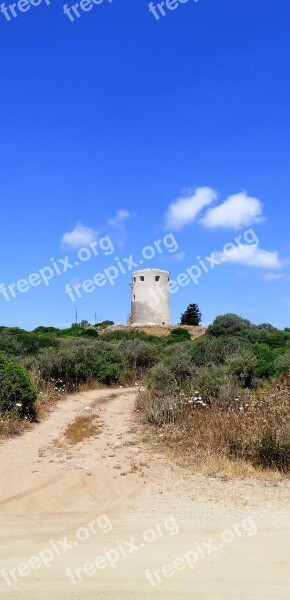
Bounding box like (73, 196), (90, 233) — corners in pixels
(257, 323), (275, 331)
(207, 314), (252, 337)
(79, 320), (90, 328)
(180, 304), (202, 326)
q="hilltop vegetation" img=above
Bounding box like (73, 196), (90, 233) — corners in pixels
(0, 314), (289, 474)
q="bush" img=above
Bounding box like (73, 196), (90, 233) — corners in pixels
(28, 345), (123, 389)
(226, 351), (258, 388)
(97, 320), (115, 329)
(147, 363), (177, 391)
(79, 329), (99, 338)
(207, 314), (252, 337)
(0, 354), (38, 418)
(190, 365), (229, 400)
(253, 343), (276, 379)
(116, 340), (159, 374)
(33, 326), (60, 335)
(167, 327), (191, 344)
(254, 431), (290, 473)
(0, 328), (59, 356)
(137, 389), (179, 425)
(191, 335), (250, 366)
(163, 354), (195, 385)
(101, 329), (163, 344)
(274, 353), (290, 375)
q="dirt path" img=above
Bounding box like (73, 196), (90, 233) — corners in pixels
(0, 388), (289, 599)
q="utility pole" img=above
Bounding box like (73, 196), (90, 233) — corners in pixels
(75, 309), (78, 324)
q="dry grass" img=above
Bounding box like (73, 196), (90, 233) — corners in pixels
(137, 379), (290, 479)
(78, 379), (105, 392)
(101, 324), (206, 340)
(0, 414), (31, 439)
(196, 455), (283, 481)
(63, 414), (102, 445)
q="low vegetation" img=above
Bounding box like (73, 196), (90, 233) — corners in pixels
(0, 313), (289, 476)
(62, 414), (101, 445)
(139, 314), (290, 475)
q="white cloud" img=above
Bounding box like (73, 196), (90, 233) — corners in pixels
(264, 272), (290, 281)
(217, 244), (283, 269)
(107, 209), (133, 246)
(164, 187), (217, 230)
(108, 209), (132, 228)
(61, 222), (98, 249)
(171, 251), (186, 261)
(200, 192), (264, 230)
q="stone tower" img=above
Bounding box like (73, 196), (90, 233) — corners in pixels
(129, 268), (170, 326)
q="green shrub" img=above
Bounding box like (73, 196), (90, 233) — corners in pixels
(164, 341), (193, 356)
(79, 328), (99, 338)
(190, 365), (229, 400)
(265, 331), (290, 349)
(28, 345), (122, 388)
(147, 363), (177, 391)
(116, 340), (159, 374)
(33, 326), (60, 335)
(274, 353), (290, 375)
(0, 354), (38, 418)
(253, 343), (276, 379)
(97, 320), (115, 329)
(207, 314), (252, 337)
(163, 354), (195, 385)
(226, 351), (258, 388)
(89, 352), (121, 384)
(101, 329), (163, 344)
(0, 327), (59, 356)
(167, 327), (191, 344)
(254, 431), (290, 473)
(57, 326), (84, 337)
(190, 335), (250, 366)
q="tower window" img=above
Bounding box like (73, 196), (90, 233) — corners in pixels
(155, 276), (160, 281)
(140, 276), (144, 281)
(133, 294), (135, 300)
(133, 277), (136, 282)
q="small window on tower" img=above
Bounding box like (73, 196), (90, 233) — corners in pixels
(155, 276), (160, 281)
(140, 276), (144, 281)
(133, 277), (136, 282)
(133, 295), (135, 300)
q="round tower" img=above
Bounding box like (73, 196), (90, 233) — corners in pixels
(130, 268), (170, 326)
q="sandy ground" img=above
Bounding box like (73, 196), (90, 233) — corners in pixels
(0, 387), (289, 600)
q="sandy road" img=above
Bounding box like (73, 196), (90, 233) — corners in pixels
(0, 387), (289, 599)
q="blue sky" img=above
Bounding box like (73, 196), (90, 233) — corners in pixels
(0, 0), (289, 329)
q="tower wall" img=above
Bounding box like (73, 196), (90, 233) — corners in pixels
(130, 269), (170, 326)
